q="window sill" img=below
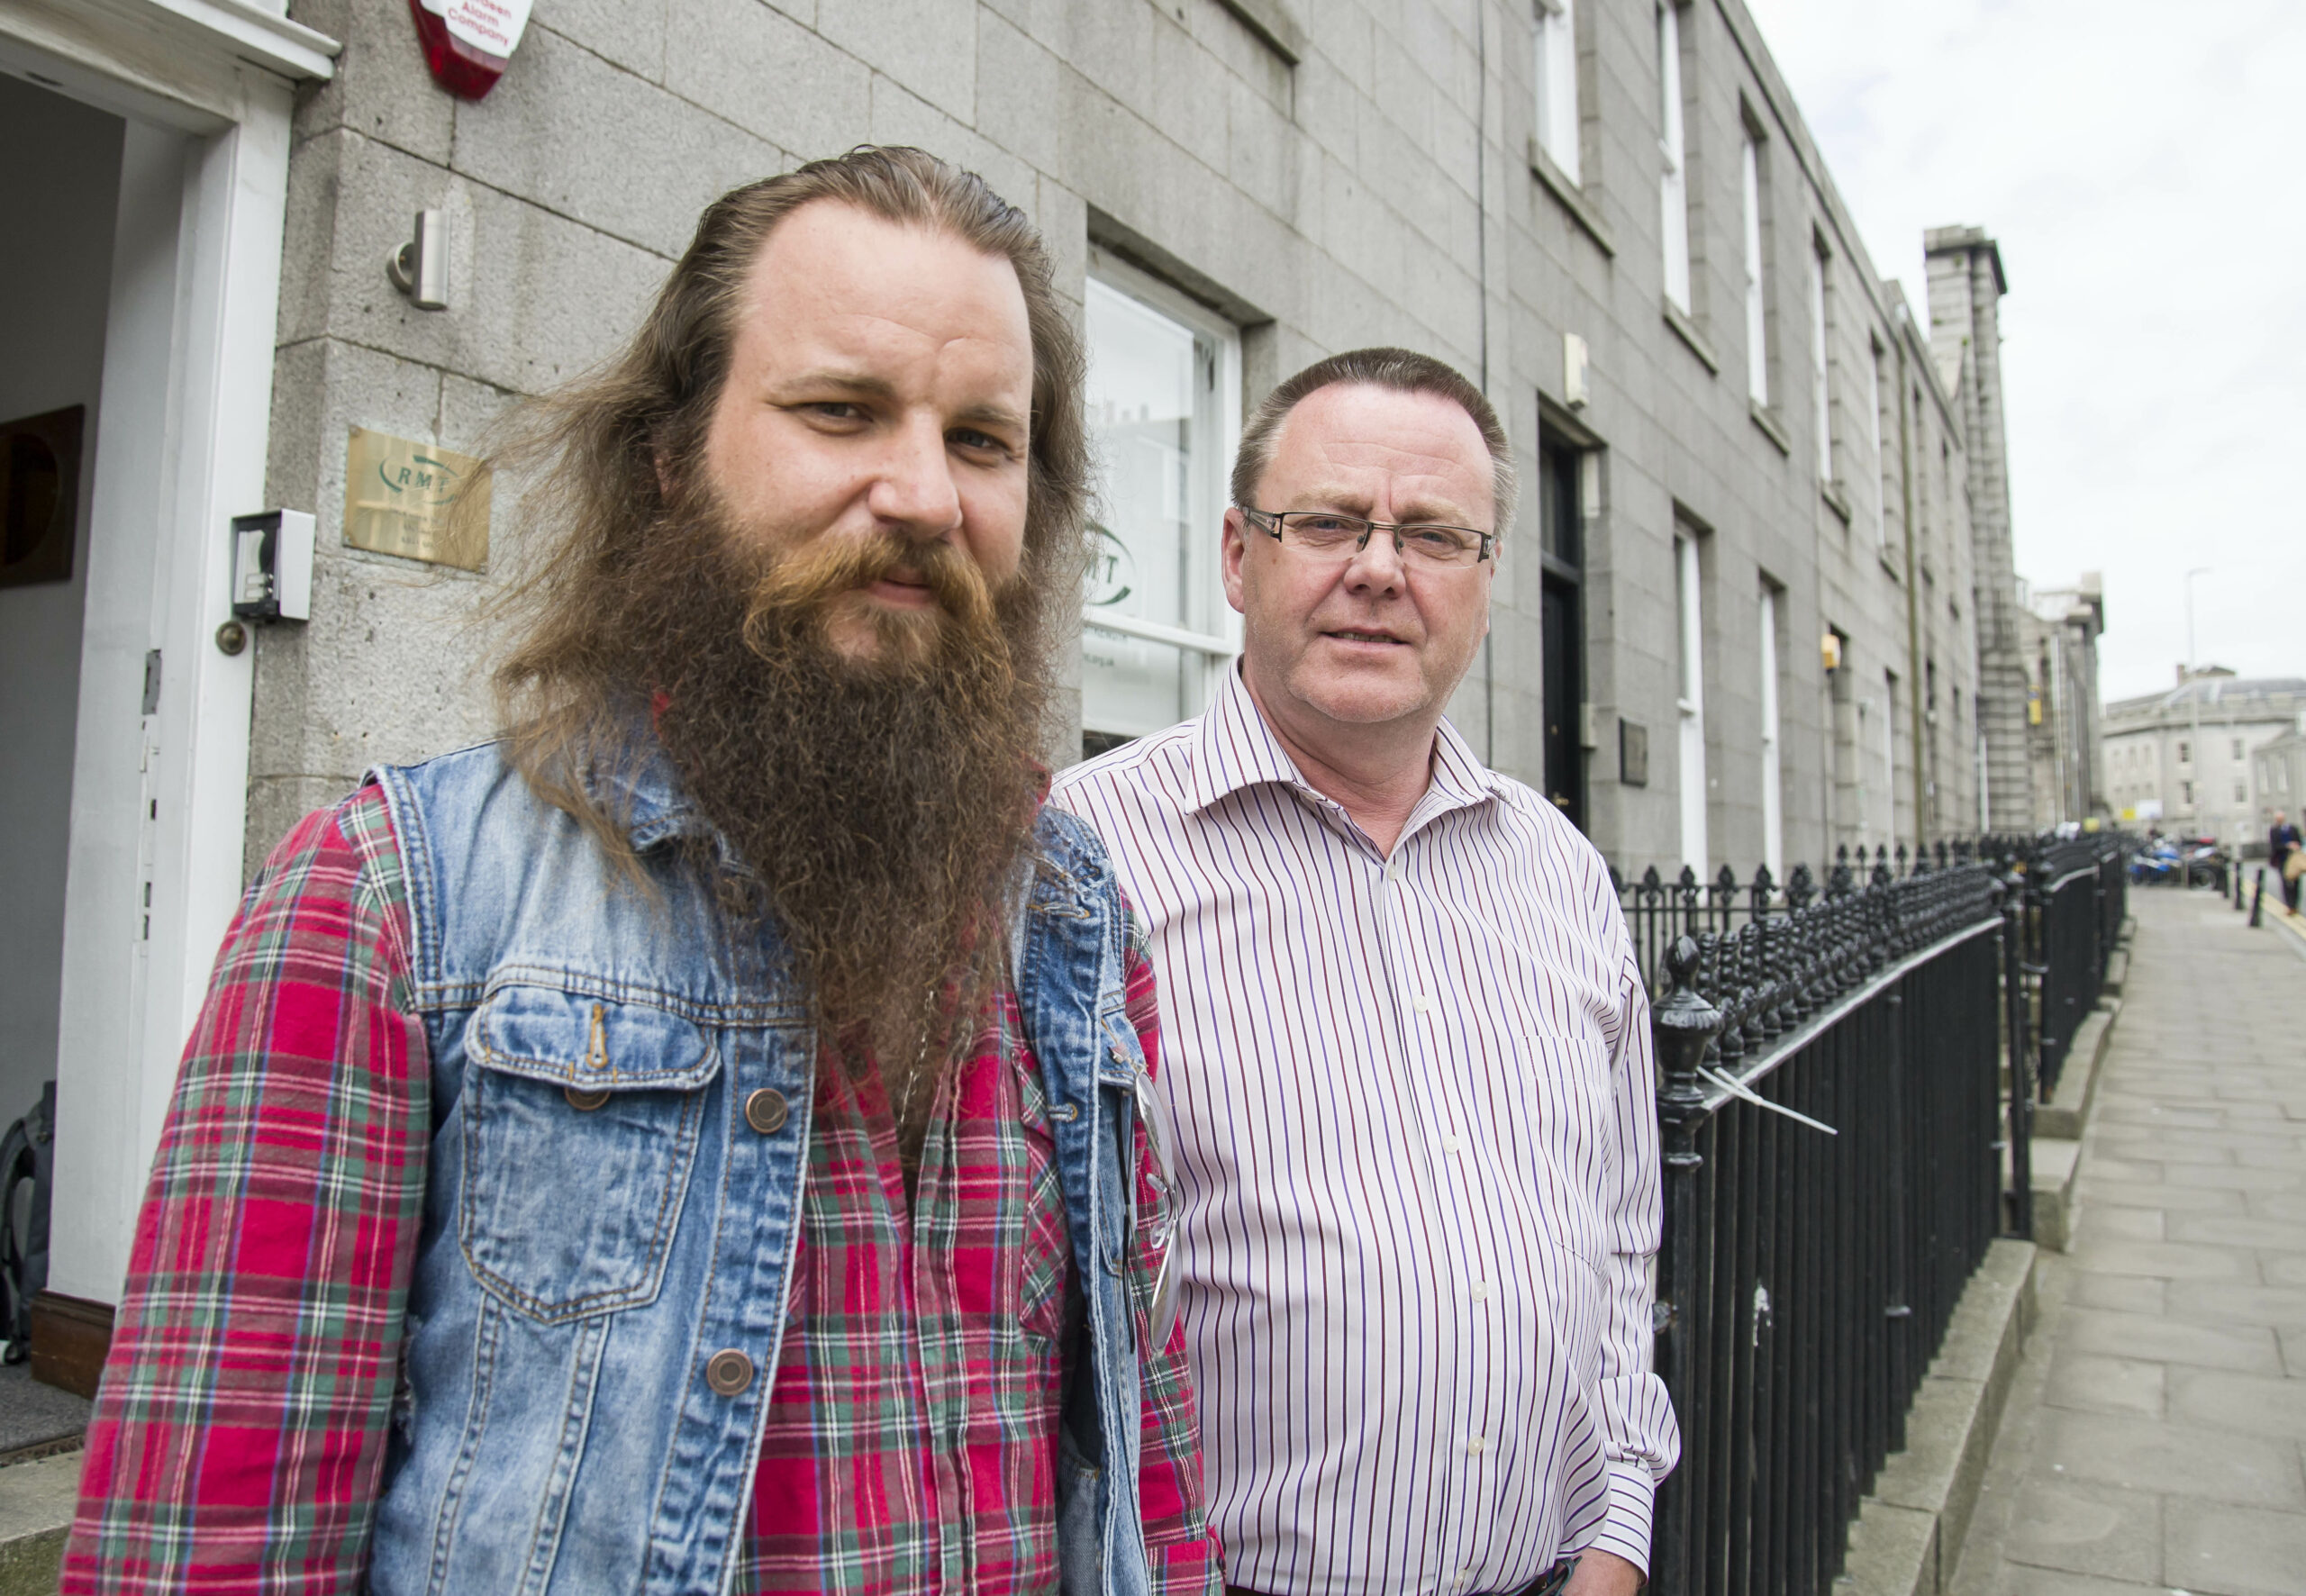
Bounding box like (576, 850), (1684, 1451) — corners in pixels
(1663, 299), (1720, 375)
(1214, 0), (1304, 65)
(1748, 397), (1790, 455)
(1529, 137), (1615, 257)
(1820, 480), (1851, 524)
(1878, 542), (1904, 582)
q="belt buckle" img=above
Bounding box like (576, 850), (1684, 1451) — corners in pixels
(1528, 1557), (1579, 1596)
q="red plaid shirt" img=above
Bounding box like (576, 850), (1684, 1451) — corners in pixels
(66, 785), (1220, 1593)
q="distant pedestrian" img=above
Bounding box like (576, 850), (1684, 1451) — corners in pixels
(2274, 810), (2304, 913)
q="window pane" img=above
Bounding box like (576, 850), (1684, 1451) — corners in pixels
(1810, 248), (1832, 483)
(1083, 278), (1224, 739)
(1536, 0), (1580, 183)
(1658, 5), (1690, 312)
(1742, 135), (1766, 405)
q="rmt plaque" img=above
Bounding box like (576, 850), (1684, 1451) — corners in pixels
(343, 427), (489, 571)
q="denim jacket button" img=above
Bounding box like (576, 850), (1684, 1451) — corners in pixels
(704, 1348), (755, 1396)
(744, 1088), (790, 1136)
(564, 1085), (610, 1111)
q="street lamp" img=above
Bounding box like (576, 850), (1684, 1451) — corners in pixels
(2186, 567), (2210, 848)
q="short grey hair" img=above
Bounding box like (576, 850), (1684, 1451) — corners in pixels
(1229, 348), (1517, 536)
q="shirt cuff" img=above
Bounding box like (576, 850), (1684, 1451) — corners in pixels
(1581, 1463), (1657, 1575)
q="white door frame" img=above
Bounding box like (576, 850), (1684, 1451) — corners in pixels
(0, 0), (337, 1305)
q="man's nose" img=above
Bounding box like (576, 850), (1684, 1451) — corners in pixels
(866, 415), (963, 540)
(1340, 526), (1407, 594)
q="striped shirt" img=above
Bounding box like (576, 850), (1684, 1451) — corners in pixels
(1050, 664), (1679, 1596)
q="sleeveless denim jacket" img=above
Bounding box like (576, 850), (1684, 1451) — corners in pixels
(365, 741), (1158, 1596)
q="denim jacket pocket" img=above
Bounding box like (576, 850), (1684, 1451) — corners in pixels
(460, 982), (722, 1324)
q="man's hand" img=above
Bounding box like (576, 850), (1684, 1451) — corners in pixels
(1563, 1548), (1644, 1596)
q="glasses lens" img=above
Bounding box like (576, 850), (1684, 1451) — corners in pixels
(1400, 525), (1482, 565)
(1281, 513), (1370, 556)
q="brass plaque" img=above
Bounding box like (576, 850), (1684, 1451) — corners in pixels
(343, 427), (489, 571)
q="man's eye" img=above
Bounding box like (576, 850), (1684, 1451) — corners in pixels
(804, 402), (863, 422)
(1294, 514), (1362, 537)
(1405, 526), (1469, 553)
(951, 429), (1012, 455)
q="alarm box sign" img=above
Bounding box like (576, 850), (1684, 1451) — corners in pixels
(409, 0), (533, 98)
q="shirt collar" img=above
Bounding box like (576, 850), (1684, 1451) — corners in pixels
(564, 724), (709, 851)
(1185, 659), (1507, 822)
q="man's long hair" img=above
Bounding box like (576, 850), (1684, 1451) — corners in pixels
(482, 148), (1089, 1099)
(489, 145), (1087, 851)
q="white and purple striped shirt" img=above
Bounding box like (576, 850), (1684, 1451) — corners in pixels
(1051, 664), (1678, 1596)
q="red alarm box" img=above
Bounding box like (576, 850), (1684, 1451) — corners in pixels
(409, 0), (533, 99)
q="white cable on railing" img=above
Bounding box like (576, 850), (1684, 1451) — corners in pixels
(1696, 1064), (1839, 1135)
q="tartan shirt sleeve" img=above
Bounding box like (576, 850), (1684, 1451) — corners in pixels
(1118, 897), (1226, 1595)
(64, 784), (428, 1594)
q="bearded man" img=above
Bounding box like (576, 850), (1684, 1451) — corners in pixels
(66, 148), (1220, 1596)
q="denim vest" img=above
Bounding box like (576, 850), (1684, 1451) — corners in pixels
(366, 741), (1158, 1596)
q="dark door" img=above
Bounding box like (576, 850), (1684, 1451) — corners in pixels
(1541, 574), (1584, 830)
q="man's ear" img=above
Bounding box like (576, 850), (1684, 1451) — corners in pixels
(1220, 507), (1249, 616)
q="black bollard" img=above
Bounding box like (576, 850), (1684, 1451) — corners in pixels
(2250, 870), (2265, 929)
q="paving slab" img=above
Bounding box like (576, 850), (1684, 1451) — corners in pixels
(1949, 889), (2306, 1596)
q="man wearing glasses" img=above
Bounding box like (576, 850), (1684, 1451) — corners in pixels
(1053, 349), (1676, 1596)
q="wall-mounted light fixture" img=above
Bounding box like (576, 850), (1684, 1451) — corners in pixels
(386, 209), (448, 311)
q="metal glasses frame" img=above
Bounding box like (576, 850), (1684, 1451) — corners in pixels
(1239, 506), (1498, 566)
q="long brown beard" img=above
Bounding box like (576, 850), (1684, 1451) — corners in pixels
(631, 503), (1054, 1153)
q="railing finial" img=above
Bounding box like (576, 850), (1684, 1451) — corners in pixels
(1655, 933), (1722, 1121)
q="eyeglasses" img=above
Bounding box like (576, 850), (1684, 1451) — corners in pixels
(1239, 507), (1496, 568)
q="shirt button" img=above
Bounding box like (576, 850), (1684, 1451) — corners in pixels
(744, 1088), (790, 1136)
(1412, 993), (1435, 1014)
(704, 1348), (755, 1396)
(564, 1085), (609, 1111)
(1442, 1135), (1466, 1156)
(1385, 861), (1403, 884)
(1466, 1434), (1489, 1455)
(1471, 1280), (1493, 1301)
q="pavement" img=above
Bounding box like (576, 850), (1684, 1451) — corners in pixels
(0, 1365), (86, 1465)
(1949, 884), (2306, 1596)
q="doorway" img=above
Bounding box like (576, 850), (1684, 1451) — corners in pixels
(0, 76), (123, 1138)
(1538, 437), (1586, 831)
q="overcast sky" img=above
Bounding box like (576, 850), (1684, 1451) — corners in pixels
(1739, 0), (2306, 704)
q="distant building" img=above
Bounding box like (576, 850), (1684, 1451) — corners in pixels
(2255, 724), (2306, 844)
(2102, 670), (2306, 844)
(2020, 575), (2108, 828)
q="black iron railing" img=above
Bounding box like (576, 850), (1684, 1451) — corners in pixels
(1646, 863), (2004, 1596)
(1613, 841), (1988, 1000)
(1983, 833), (2128, 1102)
(1636, 834), (2128, 1594)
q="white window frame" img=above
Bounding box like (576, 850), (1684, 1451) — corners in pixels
(1676, 531), (1707, 870)
(1535, 0), (1580, 184)
(1740, 131), (1767, 405)
(1810, 238), (1833, 485)
(1080, 249), (1241, 738)
(1868, 338), (1887, 545)
(1657, 4), (1692, 313)
(1758, 584), (1783, 886)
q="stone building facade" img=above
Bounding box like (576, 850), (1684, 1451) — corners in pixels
(2020, 574), (2108, 830)
(3, 0), (2026, 1320)
(1925, 226), (2033, 837)
(2102, 670), (2306, 847)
